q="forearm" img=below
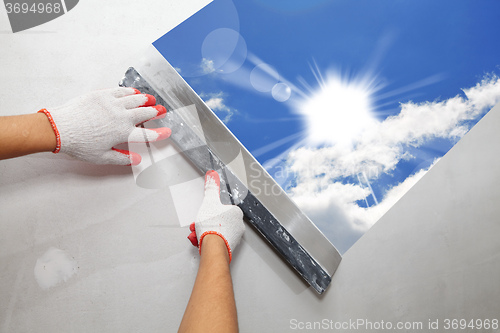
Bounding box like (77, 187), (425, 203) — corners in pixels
(0, 113), (56, 160)
(179, 234), (238, 333)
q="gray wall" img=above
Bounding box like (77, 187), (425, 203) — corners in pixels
(1, 2), (500, 332)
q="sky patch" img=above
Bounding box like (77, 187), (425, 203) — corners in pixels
(153, 0), (500, 253)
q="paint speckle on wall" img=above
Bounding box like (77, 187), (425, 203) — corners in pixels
(34, 247), (78, 290)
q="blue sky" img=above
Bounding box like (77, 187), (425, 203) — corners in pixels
(153, 0), (500, 253)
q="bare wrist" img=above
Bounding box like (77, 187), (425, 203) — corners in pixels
(200, 234), (230, 263)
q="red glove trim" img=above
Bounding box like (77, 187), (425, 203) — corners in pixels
(198, 231), (232, 263)
(38, 109), (61, 154)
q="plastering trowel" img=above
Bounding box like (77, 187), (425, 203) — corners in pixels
(120, 46), (342, 294)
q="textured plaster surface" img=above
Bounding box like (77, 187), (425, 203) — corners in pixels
(1, 2), (500, 332)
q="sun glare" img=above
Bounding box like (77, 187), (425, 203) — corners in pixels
(297, 70), (378, 146)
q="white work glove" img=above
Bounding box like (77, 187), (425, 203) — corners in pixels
(188, 170), (245, 262)
(38, 87), (170, 165)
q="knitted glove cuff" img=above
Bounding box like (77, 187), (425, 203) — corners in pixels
(37, 109), (61, 153)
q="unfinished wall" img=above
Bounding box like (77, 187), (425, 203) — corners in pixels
(1, 2), (500, 332)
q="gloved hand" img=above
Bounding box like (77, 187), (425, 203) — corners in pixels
(38, 87), (170, 165)
(188, 170), (245, 262)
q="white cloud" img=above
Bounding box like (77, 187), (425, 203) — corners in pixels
(464, 73), (500, 111)
(290, 181), (369, 253)
(285, 74), (500, 253)
(201, 58), (215, 74)
(201, 92), (237, 123)
(290, 158), (438, 254)
(355, 158), (439, 225)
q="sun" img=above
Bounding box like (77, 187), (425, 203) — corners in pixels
(296, 69), (379, 146)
